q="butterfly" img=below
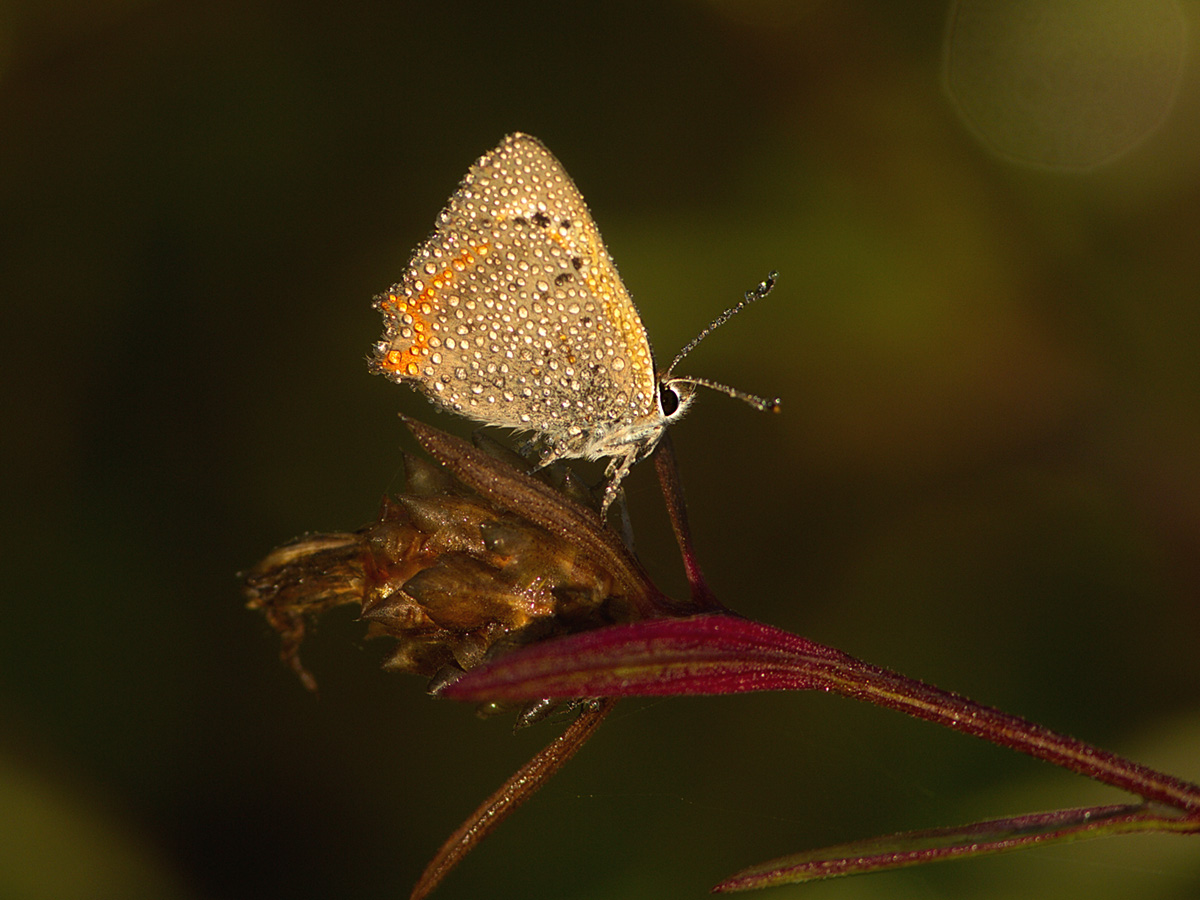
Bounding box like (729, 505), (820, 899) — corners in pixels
(371, 133), (777, 511)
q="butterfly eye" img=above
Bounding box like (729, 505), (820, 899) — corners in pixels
(659, 382), (681, 417)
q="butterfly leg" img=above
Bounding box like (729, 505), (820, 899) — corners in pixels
(599, 451), (638, 516)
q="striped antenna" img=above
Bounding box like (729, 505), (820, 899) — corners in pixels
(664, 271), (781, 413)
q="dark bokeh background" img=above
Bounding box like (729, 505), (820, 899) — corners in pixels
(3, 2), (1199, 898)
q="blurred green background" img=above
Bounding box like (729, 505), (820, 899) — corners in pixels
(2, 1), (1198, 898)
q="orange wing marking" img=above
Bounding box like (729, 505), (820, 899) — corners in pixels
(379, 245), (488, 378)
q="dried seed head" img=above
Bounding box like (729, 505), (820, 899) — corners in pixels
(244, 437), (646, 692)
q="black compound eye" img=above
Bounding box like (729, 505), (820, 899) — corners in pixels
(659, 383), (681, 417)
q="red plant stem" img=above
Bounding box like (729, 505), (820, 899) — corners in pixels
(652, 432), (724, 613)
(410, 699), (615, 900)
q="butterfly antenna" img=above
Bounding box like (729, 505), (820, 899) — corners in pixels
(665, 271), (778, 377)
(669, 376), (781, 412)
(664, 271), (781, 413)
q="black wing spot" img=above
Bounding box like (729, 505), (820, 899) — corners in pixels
(554, 272), (571, 286)
(560, 219), (572, 229)
(571, 256), (583, 270)
(514, 216), (528, 226)
(532, 211), (551, 228)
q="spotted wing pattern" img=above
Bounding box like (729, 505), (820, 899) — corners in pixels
(371, 133), (662, 462)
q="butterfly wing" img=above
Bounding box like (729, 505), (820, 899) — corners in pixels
(372, 133), (660, 461)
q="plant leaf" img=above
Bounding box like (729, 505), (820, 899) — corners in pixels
(440, 613), (836, 699)
(713, 802), (1200, 891)
(443, 614), (1200, 811)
